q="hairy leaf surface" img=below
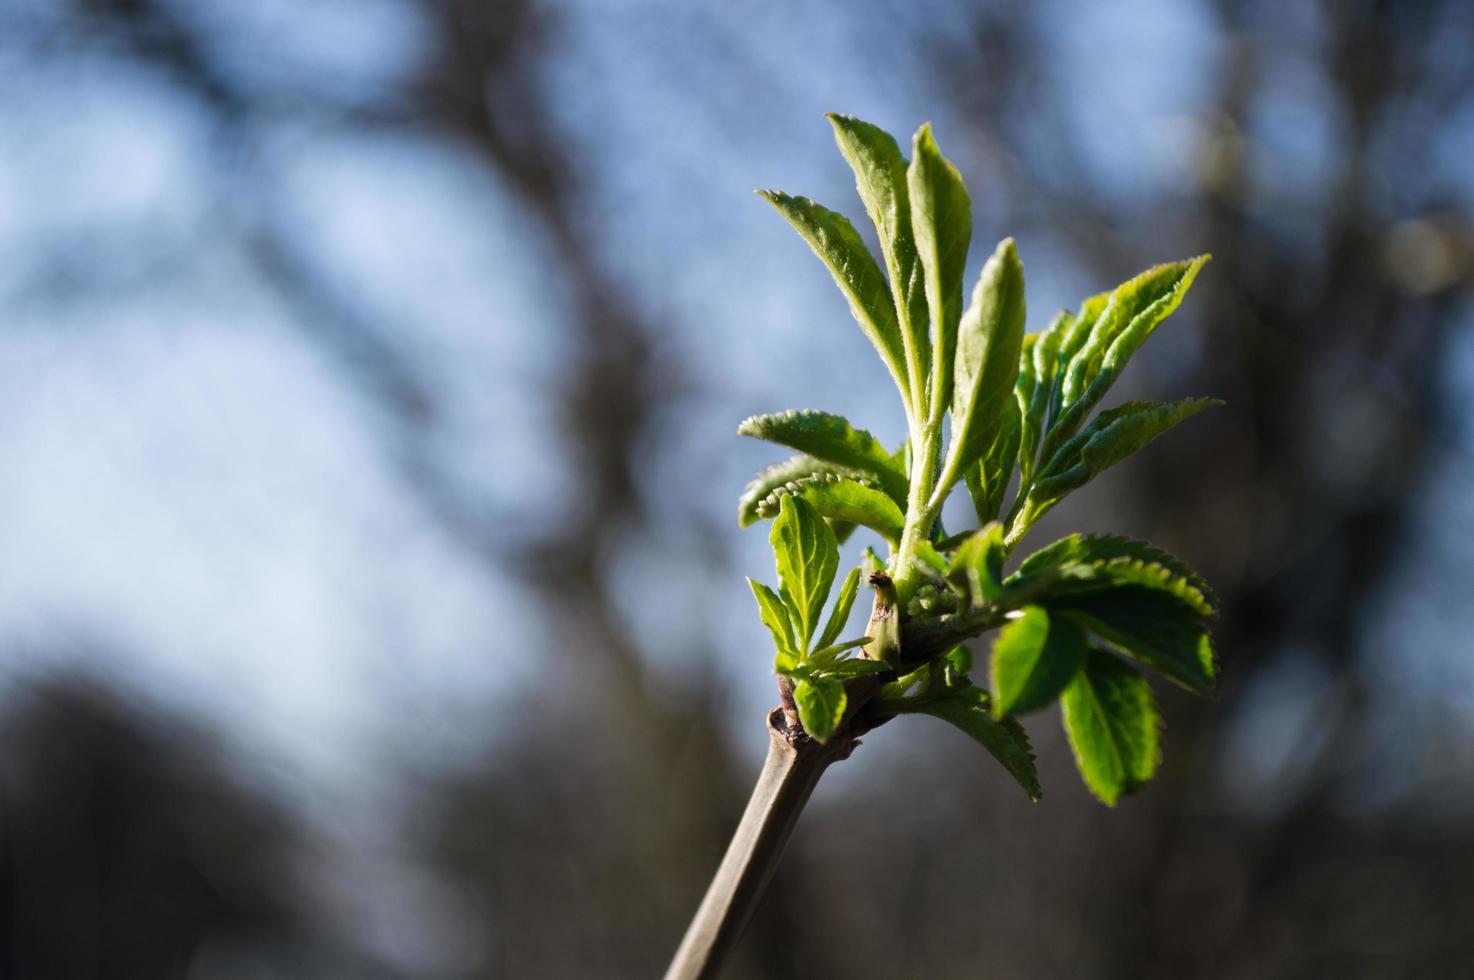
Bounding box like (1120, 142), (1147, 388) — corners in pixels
(942, 239), (1026, 498)
(829, 114), (929, 396)
(1026, 398), (1220, 525)
(757, 473), (905, 546)
(1046, 257), (1209, 453)
(908, 124), (971, 416)
(737, 454), (837, 528)
(758, 190), (912, 410)
(738, 410), (909, 504)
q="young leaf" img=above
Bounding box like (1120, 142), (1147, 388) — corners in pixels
(816, 656), (892, 680)
(1060, 648), (1161, 806)
(829, 114), (929, 397)
(937, 239), (1026, 503)
(793, 675), (846, 743)
(1026, 398), (1221, 525)
(908, 123), (971, 417)
(809, 636), (874, 667)
(989, 606), (1088, 718)
(1048, 585), (1215, 694)
(1013, 533), (1217, 615)
(1044, 257), (1209, 455)
(1016, 318), (1063, 491)
(817, 566), (863, 650)
(757, 190), (913, 413)
(944, 643), (973, 675)
(946, 523), (1006, 605)
(770, 494), (840, 653)
(970, 394), (1022, 524)
(748, 578), (797, 658)
(756, 474), (905, 547)
(1014, 530), (1220, 616)
(903, 686), (1040, 800)
(737, 409), (909, 505)
(737, 454), (837, 528)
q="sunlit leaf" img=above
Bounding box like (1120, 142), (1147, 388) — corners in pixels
(941, 238), (1026, 498)
(1049, 585), (1215, 695)
(1016, 317), (1063, 491)
(989, 606), (1087, 718)
(816, 655), (892, 680)
(748, 578), (796, 660)
(971, 392), (1021, 524)
(737, 454), (837, 528)
(1022, 398), (1220, 529)
(1044, 256), (1210, 455)
(817, 566), (863, 651)
(757, 190), (913, 411)
(794, 675), (846, 743)
(908, 123), (971, 416)
(1060, 649), (1161, 806)
(770, 494), (840, 654)
(738, 409), (909, 505)
(829, 114), (929, 399)
(1013, 533), (1218, 617)
(756, 473), (905, 547)
(946, 523), (1006, 605)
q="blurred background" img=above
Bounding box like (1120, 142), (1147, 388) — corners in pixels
(1, 0), (1472, 977)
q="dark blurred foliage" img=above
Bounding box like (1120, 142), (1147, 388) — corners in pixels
(0, 671), (394, 980)
(3, 0), (1474, 977)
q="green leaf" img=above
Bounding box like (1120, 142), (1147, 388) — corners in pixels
(829, 114), (929, 398)
(1054, 290), (1111, 372)
(1044, 256), (1210, 455)
(905, 686), (1040, 800)
(817, 566), (863, 650)
(1048, 585), (1215, 695)
(939, 238), (1026, 499)
(1028, 399), (1220, 519)
(737, 454), (837, 528)
(946, 523), (1006, 605)
(1060, 648), (1161, 806)
(748, 578), (797, 658)
(907, 123), (971, 417)
(757, 189), (913, 413)
(1016, 318), (1063, 491)
(1012, 533), (1218, 617)
(756, 473), (905, 547)
(971, 395), (1021, 524)
(828, 519), (858, 546)
(774, 649), (800, 675)
(809, 635), (873, 667)
(989, 606), (1087, 718)
(817, 656), (892, 680)
(793, 675), (846, 743)
(770, 494), (840, 653)
(944, 643), (973, 675)
(737, 409), (909, 505)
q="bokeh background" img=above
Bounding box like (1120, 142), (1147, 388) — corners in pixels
(2, 0), (1473, 977)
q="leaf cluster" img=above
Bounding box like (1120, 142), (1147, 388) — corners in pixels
(739, 115), (1222, 806)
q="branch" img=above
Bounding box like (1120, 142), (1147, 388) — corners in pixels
(663, 709), (853, 980)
